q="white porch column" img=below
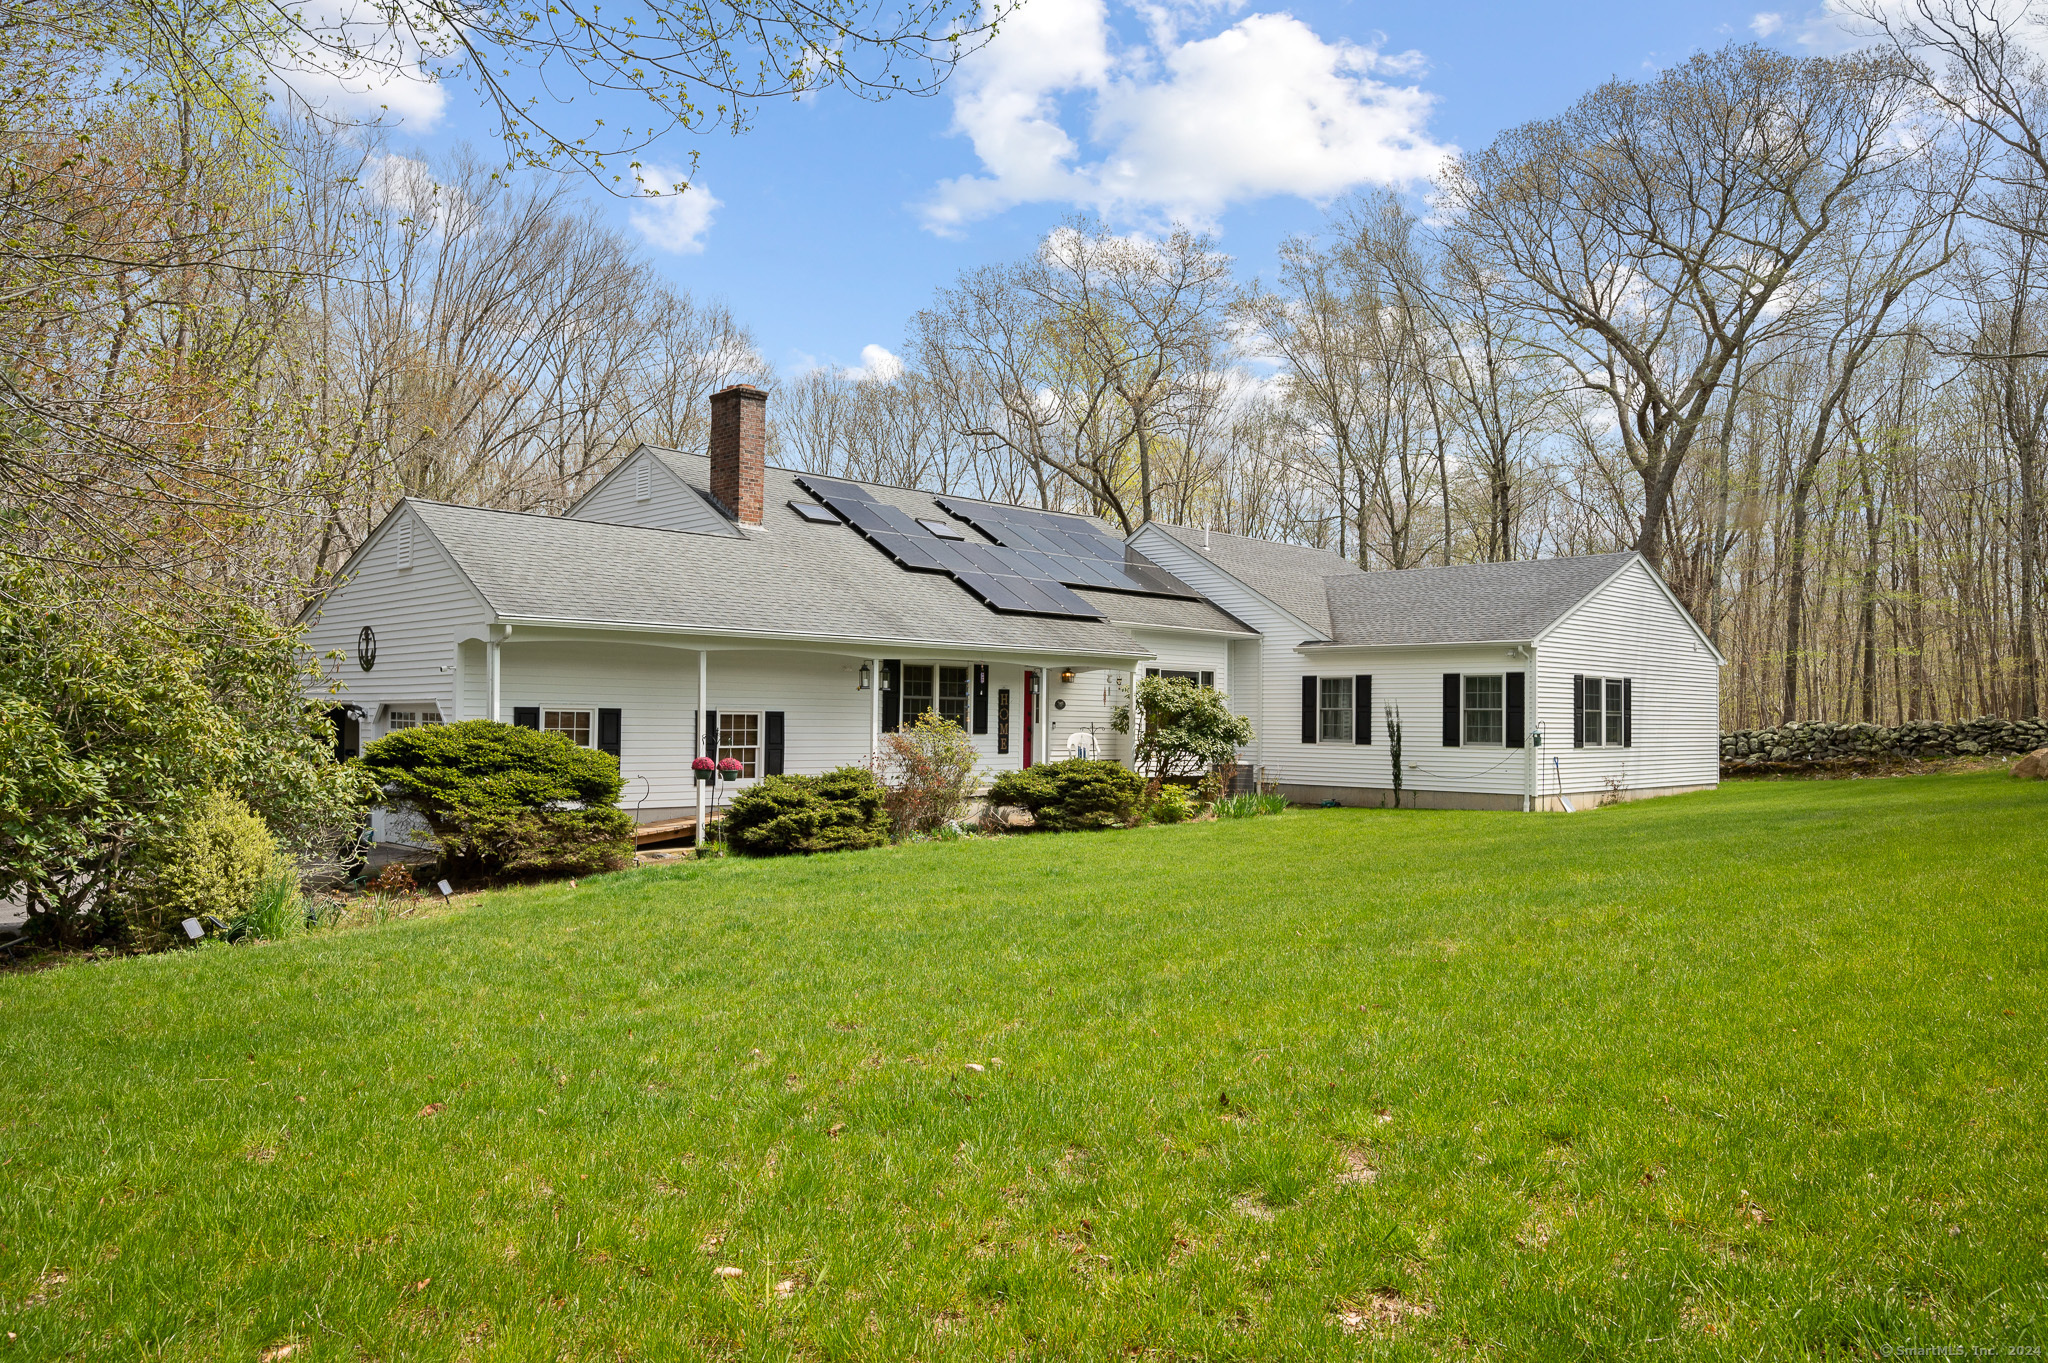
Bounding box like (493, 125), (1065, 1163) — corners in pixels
(1523, 646), (1540, 813)
(869, 657), (882, 764)
(695, 649), (708, 849)
(488, 636), (502, 723)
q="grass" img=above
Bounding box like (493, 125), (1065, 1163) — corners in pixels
(2, 772), (2044, 1360)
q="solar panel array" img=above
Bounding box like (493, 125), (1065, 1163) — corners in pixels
(796, 476), (1106, 619)
(933, 498), (1198, 599)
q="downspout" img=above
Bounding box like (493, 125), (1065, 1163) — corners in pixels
(870, 656), (882, 763)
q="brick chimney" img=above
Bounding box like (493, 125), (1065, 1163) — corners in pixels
(708, 384), (768, 525)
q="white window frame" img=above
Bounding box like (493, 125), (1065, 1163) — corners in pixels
(1318, 676), (1354, 743)
(1462, 674), (1506, 746)
(1580, 677), (1627, 747)
(717, 710), (762, 778)
(383, 705), (442, 736)
(936, 664), (970, 728)
(541, 706), (596, 749)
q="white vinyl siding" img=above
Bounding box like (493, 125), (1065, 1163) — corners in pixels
(565, 448), (735, 534)
(1537, 558), (1720, 797)
(297, 507), (492, 733)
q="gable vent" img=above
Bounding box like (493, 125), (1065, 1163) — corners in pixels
(634, 460), (652, 502)
(395, 515), (414, 571)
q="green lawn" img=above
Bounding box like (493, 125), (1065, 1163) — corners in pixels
(2, 774), (2044, 1360)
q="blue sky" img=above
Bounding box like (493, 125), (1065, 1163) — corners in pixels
(326, 0), (1851, 376)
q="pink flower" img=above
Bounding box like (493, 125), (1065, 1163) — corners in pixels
(718, 758), (743, 773)
(692, 757), (715, 771)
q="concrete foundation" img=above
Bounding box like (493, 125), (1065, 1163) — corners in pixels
(1279, 781), (1717, 812)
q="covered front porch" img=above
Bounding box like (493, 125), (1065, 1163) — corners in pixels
(437, 624), (1145, 824)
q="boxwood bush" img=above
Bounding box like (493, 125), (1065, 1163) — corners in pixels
(987, 759), (1144, 831)
(358, 720), (633, 880)
(723, 766), (891, 856)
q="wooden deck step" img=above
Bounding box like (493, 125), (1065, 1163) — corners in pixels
(632, 815), (705, 846)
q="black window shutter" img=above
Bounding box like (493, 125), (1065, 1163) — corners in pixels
(973, 665), (989, 735)
(764, 710), (785, 774)
(512, 706), (539, 729)
(1571, 675), (1584, 748)
(881, 660), (901, 733)
(1504, 674), (1524, 749)
(1622, 679), (1633, 747)
(1442, 674), (1462, 747)
(597, 708), (621, 758)
(1301, 675), (1318, 744)
(1354, 675), (1372, 744)
(705, 708), (719, 758)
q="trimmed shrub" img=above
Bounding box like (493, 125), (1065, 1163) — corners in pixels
(724, 766), (891, 856)
(358, 720), (633, 881)
(987, 759), (1144, 831)
(124, 790), (286, 950)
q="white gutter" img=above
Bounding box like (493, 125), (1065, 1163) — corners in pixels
(490, 613), (1151, 666)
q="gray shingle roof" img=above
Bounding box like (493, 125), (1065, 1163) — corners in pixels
(409, 462), (1181, 658)
(1313, 552), (1638, 647)
(1145, 522), (1364, 635)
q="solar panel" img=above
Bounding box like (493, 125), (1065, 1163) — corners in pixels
(932, 497), (1199, 599)
(795, 476), (1105, 620)
(789, 500), (839, 524)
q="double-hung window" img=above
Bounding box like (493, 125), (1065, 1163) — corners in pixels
(1318, 676), (1354, 743)
(718, 712), (761, 777)
(1462, 675), (1505, 745)
(901, 665), (935, 724)
(1580, 678), (1627, 746)
(937, 666), (970, 727)
(542, 708), (593, 747)
(385, 708), (441, 735)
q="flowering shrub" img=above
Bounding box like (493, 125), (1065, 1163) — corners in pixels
(880, 712), (981, 835)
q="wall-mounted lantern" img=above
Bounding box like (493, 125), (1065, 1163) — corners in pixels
(1060, 667), (1075, 684)
(858, 662), (872, 691)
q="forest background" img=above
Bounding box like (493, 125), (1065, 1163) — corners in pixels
(7, 0), (2048, 731)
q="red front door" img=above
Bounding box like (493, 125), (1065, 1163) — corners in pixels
(1022, 670), (1036, 767)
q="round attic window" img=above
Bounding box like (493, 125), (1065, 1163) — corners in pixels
(357, 626), (378, 672)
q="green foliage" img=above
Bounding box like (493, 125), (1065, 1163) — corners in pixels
(1214, 792), (1287, 819)
(122, 790), (284, 951)
(988, 758), (1144, 831)
(723, 766), (891, 856)
(1148, 786), (1194, 824)
(357, 720), (632, 880)
(0, 563), (371, 948)
(1112, 675), (1254, 781)
(881, 712), (982, 835)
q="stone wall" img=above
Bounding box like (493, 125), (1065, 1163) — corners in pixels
(1721, 717), (2048, 770)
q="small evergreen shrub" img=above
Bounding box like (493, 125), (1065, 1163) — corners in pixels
(358, 720), (633, 881)
(723, 766), (891, 856)
(124, 790), (286, 950)
(987, 759), (1144, 831)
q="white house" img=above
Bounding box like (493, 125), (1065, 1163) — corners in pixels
(302, 385), (1722, 841)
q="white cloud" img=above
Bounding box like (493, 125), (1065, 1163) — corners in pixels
(844, 344), (905, 381)
(628, 166), (721, 254)
(266, 0), (449, 129)
(1750, 12), (1784, 36)
(921, 0), (1453, 232)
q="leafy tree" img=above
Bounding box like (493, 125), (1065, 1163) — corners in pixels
(357, 720), (633, 880)
(0, 564), (371, 948)
(1112, 674), (1254, 782)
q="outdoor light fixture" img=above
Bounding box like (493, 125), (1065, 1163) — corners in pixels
(858, 663), (871, 691)
(1060, 668), (1075, 683)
